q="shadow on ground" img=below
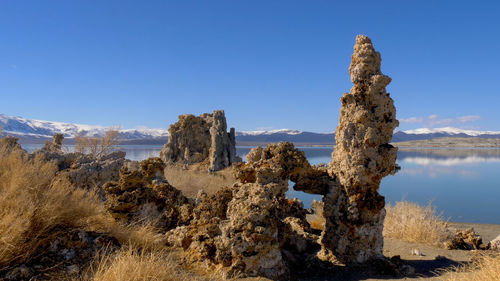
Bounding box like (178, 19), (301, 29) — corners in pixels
(290, 256), (464, 281)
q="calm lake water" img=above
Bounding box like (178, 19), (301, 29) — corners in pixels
(22, 144), (500, 224)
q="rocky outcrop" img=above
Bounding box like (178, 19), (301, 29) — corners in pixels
(2, 229), (120, 281)
(322, 35), (399, 263)
(103, 157), (193, 230)
(40, 133), (63, 153)
(160, 110), (241, 171)
(488, 234), (500, 250)
(444, 228), (482, 250)
(165, 142), (321, 280)
(28, 134), (126, 190)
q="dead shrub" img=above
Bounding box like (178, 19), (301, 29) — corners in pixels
(384, 200), (451, 246)
(0, 146), (106, 268)
(75, 129), (120, 157)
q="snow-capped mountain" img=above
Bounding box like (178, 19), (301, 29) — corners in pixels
(236, 129), (302, 136)
(403, 127), (500, 137)
(2, 113), (500, 145)
(0, 114), (169, 144)
(392, 127), (500, 142)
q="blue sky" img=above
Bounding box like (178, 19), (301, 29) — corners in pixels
(1, 0), (499, 132)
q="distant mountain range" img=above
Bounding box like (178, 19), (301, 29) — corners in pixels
(2, 113), (500, 146)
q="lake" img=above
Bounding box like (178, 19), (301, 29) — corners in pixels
(22, 144), (500, 224)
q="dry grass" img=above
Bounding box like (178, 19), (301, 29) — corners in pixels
(75, 128), (120, 158)
(0, 141), (221, 279)
(0, 146), (106, 268)
(163, 163), (236, 197)
(438, 252), (500, 281)
(84, 246), (218, 281)
(0, 142), (166, 269)
(383, 200), (451, 246)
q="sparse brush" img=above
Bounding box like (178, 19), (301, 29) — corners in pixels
(437, 252), (500, 281)
(75, 128), (120, 157)
(84, 246), (218, 281)
(163, 163), (236, 197)
(383, 200), (451, 246)
(0, 147), (106, 268)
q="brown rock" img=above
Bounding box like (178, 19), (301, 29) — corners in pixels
(444, 228), (482, 250)
(160, 110), (241, 172)
(103, 157), (193, 230)
(323, 34), (399, 263)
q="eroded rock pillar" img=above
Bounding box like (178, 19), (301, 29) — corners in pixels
(321, 35), (399, 263)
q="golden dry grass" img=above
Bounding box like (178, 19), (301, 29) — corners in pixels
(0, 141), (222, 280)
(0, 143), (167, 270)
(383, 200), (451, 246)
(0, 147), (106, 267)
(438, 252), (500, 281)
(163, 163), (236, 197)
(84, 246), (219, 281)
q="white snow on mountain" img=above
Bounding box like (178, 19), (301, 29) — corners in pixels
(0, 113), (169, 139)
(403, 127), (500, 136)
(2, 113), (500, 142)
(236, 129), (303, 136)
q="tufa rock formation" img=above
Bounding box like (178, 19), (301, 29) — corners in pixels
(165, 142), (321, 280)
(103, 157), (193, 229)
(40, 133), (64, 152)
(160, 110), (241, 171)
(444, 228), (483, 250)
(322, 35), (399, 263)
(488, 234), (500, 250)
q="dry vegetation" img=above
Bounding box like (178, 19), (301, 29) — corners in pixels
(75, 129), (120, 157)
(1, 133), (497, 280)
(383, 200), (451, 246)
(163, 163), (236, 197)
(0, 146), (104, 267)
(0, 140), (215, 280)
(438, 252), (500, 281)
(84, 246), (219, 281)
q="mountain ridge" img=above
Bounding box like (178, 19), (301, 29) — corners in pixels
(2, 113), (500, 145)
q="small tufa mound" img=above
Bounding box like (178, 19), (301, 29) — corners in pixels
(444, 228), (483, 250)
(488, 234), (500, 250)
(40, 133), (64, 153)
(160, 110), (241, 172)
(103, 157), (193, 230)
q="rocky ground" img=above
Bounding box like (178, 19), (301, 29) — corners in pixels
(232, 222), (500, 281)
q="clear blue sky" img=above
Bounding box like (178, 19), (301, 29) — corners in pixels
(1, 0), (499, 132)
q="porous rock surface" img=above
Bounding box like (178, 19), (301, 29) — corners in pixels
(103, 157), (193, 230)
(444, 228), (482, 250)
(323, 34), (399, 263)
(1, 229), (120, 281)
(488, 234), (500, 250)
(165, 142), (321, 280)
(160, 110), (241, 171)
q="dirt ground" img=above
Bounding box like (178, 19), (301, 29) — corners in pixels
(236, 222), (500, 281)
